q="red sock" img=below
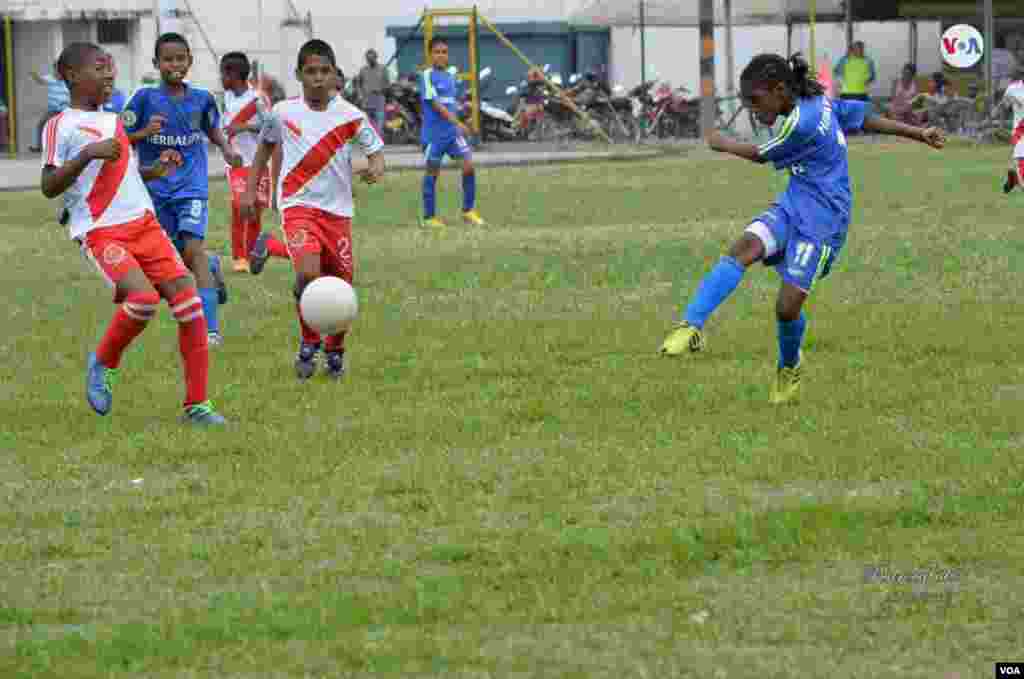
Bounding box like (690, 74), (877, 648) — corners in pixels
(1009, 169), (1020, 189)
(96, 291), (159, 368)
(169, 288), (209, 407)
(296, 301), (321, 346)
(230, 201), (247, 260)
(324, 332), (346, 353)
(246, 210), (262, 260)
(267, 235), (289, 258)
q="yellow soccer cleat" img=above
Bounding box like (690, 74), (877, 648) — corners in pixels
(770, 355), (803, 404)
(422, 217), (447, 229)
(232, 258), (250, 273)
(659, 321), (706, 356)
(462, 209), (486, 226)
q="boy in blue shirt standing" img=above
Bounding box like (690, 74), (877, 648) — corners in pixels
(122, 33), (242, 346)
(419, 37), (485, 228)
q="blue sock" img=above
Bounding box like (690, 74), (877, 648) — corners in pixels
(777, 313), (806, 368)
(462, 172), (476, 211)
(423, 174), (437, 219)
(683, 256), (746, 328)
(199, 288), (219, 335)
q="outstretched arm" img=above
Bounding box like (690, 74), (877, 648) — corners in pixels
(706, 129), (764, 163)
(863, 115), (945, 148)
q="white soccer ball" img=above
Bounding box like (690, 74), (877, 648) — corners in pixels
(300, 276), (358, 335)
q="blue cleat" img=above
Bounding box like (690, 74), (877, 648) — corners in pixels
(295, 342), (320, 380)
(248, 232), (273, 276)
(209, 253), (228, 305)
(86, 352), (116, 415)
(325, 350), (346, 380)
(180, 400), (227, 426)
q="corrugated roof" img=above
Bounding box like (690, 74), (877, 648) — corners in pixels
(0, 0), (151, 20)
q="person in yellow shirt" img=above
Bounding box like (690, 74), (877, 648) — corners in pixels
(833, 41), (876, 103)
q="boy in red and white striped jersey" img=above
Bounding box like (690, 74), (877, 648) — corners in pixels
(241, 39), (384, 380)
(219, 51), (289, 272)
(41, 42), (225, 425)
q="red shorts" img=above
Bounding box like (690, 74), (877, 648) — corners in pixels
(81, 212), (190, 294)
(282, 206), (354, 282)
(228, 166), (271, 209)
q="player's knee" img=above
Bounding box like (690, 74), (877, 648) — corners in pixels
(122, 290), (161, 324)
(728, 234), (764, 267)
(159, 274), (197, 300)
(775, 290), (805, 322)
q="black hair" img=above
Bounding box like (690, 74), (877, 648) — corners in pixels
(155, 32), (190, 60)
(56, 42), (103, 84)
(740, 53), (824, 100)
(220, 51), (250, 81)
(903, 62), (917, 76)
(428, 37), (448, 50)
(297, 39), (336, 70)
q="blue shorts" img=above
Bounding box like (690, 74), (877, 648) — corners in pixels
(423, 135), (472, 166)
(154, 197), (209, 252)
(746, 203), (847, 293)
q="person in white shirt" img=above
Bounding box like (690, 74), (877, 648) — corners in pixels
(992, 67), (1024, 193)
(40, 42), (225, 425)
(241, 39), (384, 381)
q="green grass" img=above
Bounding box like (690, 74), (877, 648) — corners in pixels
(2, 141), (1024, 678)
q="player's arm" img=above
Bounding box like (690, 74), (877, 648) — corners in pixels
(706, 129), (763, 162)
(421, 70), (470, 134)
(41, 139), (120, 198)
(354, 117), (385, 184)
(202, 93), (242, 167)
(241, 108), (281, 220)
(122, 90), (165, 144)
(139, 149), (183, 182)
(863, 114), (945, 148)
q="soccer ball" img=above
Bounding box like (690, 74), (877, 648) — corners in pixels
(300, 276), (358, 335)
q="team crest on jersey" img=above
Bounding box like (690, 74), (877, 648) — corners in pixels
(103, 244), (127, 265)
(288, 229), (308, 248)
(120, 110), (137, 128)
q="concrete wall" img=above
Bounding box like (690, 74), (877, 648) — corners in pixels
(13, 20), (61, 151)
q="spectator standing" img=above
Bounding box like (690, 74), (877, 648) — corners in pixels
(888, 63), (920, 125)
(29, 61), (70, 152)
(834, 41), (877, 103)
(357, 49), (389, 135)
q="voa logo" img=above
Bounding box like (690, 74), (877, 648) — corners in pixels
(997, 665), (1022, 676)
(942, 24), (984, 68)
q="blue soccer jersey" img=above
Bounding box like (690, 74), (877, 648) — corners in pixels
(419, 67), (459, 142)
(756, 95), (868, 240)
(121, 84), (220, 201)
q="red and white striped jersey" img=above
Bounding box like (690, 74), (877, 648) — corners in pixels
(41, 108), (154, 240)
(223, 87), (271, 167)
(260, 96), (384, 218)
(1005, 80), (1024, 155)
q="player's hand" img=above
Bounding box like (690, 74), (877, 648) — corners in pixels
(457, 121), (472, 137)
(705, 129), (726, 151)
(223, 149), (244, 169)
(151, 149), (183, 177)
(920, 126), (946, 149)
(142, 114), (166, 136)
(85, 138), (122, 161)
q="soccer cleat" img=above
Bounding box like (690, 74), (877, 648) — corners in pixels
(57, 206), (70, 226)
(209, 254), (228, 304)
(207, 331), (224, 348)
(85, 352), (116, 416)
(422, 217), (447, 229)
(462, 209), (486, 226)
(325, 350), (346, 380)
(180, 400), (227, 426)
(295, 342), (320, 380)
(659, 321), (706, 356)
(248, 232), (273, 275)
(232, 258), (249, 273)
(770, 354), (803, 405)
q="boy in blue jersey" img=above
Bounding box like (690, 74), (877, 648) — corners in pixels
(122, 33), (243, 346)
(419, 37), (485, 228)
(660, 54), (945, 403)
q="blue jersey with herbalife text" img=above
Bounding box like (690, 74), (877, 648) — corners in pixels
(419, 67), (459, 143)
(757, 95), (868, 239)
(121, 84), (220, 201)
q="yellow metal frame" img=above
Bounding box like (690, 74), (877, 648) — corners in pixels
(419, 6), (610, 143)
(4, 15), (15, 157)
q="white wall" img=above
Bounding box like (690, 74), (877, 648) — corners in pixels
(13, 20), (61, 151)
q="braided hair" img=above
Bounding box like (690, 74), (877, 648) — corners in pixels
(740, 53), (824, 100)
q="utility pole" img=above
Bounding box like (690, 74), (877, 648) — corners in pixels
(639, 0), (646, 86)
(699, 0), (715, 134)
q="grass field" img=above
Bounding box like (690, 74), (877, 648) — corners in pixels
(2, 141), (1024, 678)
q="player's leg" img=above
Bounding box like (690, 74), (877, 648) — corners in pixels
(422, 142), (446, 227)
(175, 199), (226, 345)
(247, 171), (289, 275)
(769, 233), (838, 404)
(1007, 155), (1023, 194)
(453, 138), (485, 225)
(81, 230), (161, 415)
(660, 208), (783, 356)
(283, 210), (325, 379)
(321, 217), (354, 380)
(228, 167), (250, 271)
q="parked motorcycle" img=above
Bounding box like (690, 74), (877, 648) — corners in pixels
(383, 74), (421, 145)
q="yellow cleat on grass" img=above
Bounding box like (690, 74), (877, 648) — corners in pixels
(462, 209), (486, 226)
(770, 355), (803, 404)
(232, 258), (250, 273)
(422, 217), (447, 229)
(659, 321), (706, 356)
